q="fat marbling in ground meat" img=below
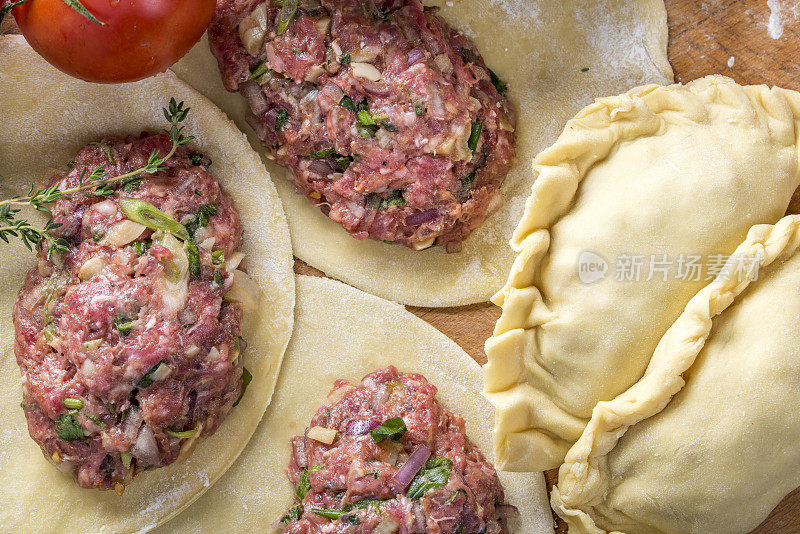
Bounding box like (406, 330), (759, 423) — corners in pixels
(277, 366), (518, 533)
(13, 133), (252, 491)
(209, 0), (516, 252)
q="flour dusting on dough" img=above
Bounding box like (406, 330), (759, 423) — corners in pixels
(728, 56), (735, 68)
(489, 0), (542, 22)
(576, 4), (659, 82)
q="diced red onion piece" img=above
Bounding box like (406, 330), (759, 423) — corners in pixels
(320, 81), (345, 104)
(57, 460), (76, 474)
(240, 81), (269, 115)
(131, 425), (160, 466)
(391, 444), (430, 489)
(307, 158), (337, 177)
(299, 89), (320, 109)
(122, 405), (143, 443)
(407, 48), (424, 66)
(497, 504), (520, 519)
(292, 436), (308, 468)
(371, 383), (390, 410)
(428, 90), (446, 120)
(246, 112), (269, 141)
(405, 209), (438, 226)
(359, 79), (392, 97)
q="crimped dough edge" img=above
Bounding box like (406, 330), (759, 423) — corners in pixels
(482, 75), (800, 472)
(551, 214), (800, 533)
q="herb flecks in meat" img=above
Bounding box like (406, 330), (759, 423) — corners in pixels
(56, 412), (86, 441)
(370, 417), (407, 442)
(277, 367), (517, 532)
(0, 98), (194, 259)
(406, 457), (453, 499)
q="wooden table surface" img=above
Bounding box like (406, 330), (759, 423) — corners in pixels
(299, 1), (800, 531)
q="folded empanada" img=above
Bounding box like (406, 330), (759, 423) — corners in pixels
(485, 76), (800, 471)
(552, 215), (800, 534)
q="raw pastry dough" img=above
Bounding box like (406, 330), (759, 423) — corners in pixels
(0, 36), (295, 533)
(552, 215), (800, 534)
(485, 75), (800, 471)
(171, 0), (672, 307)
(154, 275), (554, 533)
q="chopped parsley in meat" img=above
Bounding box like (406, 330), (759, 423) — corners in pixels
(369, 417), (407, 442)
(275, 367), (517, 533)
(209, 0), (516, 252)
(12, 133), (256, 492)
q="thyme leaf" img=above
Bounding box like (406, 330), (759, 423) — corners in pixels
(0, 98), (193, 259)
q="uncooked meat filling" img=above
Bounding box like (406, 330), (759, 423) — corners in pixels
(277, 366), (517, 533)
(13, 133), (255, 492)
(209, 0), (516, 251)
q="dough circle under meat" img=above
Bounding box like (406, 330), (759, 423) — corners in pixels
(155, 275), (554, 533)
(0, 35), (295, 534)
(172, 0), (673, 307)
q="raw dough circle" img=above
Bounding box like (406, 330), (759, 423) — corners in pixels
(156, 275), (554, 533)
(0, 35), (295, 533)
(171, 0), (673, 307)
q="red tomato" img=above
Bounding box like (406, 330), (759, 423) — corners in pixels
(13, 0), (215, 83)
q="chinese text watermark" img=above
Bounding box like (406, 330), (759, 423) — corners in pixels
(577, 251), (762, 284)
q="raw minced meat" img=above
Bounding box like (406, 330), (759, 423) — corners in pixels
(278, 366), (517, 533)
(209, 0), (516, 252)
(13, 133), (251, 491)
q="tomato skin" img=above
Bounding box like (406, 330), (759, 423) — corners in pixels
(14, 0), (215, 83)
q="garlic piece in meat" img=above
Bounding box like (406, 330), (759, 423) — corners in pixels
(100, 220), (146, 247)
(326, 384), (355, 405)
(412, 238), (436, 251)
(351, 62), (382, 82)
(304, 65), (326, 83)
(315, 16), (331, 35)
(199, 237), (216, 250)
(205, 346), (221, 361)
(375, 520), (400, 534)
(225, 251), (246, 271)
(239, 4), (269, 56)
(307, 426), (338, 444)
(78, 256), (106, 280)
(223, 269), (260, 312)
(92, 199), (118, 217)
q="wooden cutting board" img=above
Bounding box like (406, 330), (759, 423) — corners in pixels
(302, 0), (800, 531)
(4, 0), (798, 531)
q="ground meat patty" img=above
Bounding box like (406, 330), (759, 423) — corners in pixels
(13, 133), (249, 491)
(277, 367), (518, 533)
(209, 0), (516, 252)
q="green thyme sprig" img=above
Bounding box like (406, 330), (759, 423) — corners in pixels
(0, 98), (194, 260)
(0, 0), (103, 30)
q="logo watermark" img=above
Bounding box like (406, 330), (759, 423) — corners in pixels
(577, 250), (608, 284)
(576, 251), (762, 285)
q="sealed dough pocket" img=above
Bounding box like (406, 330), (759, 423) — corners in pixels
(485, 75), (800, 472)
(552, 215), (800, 534)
